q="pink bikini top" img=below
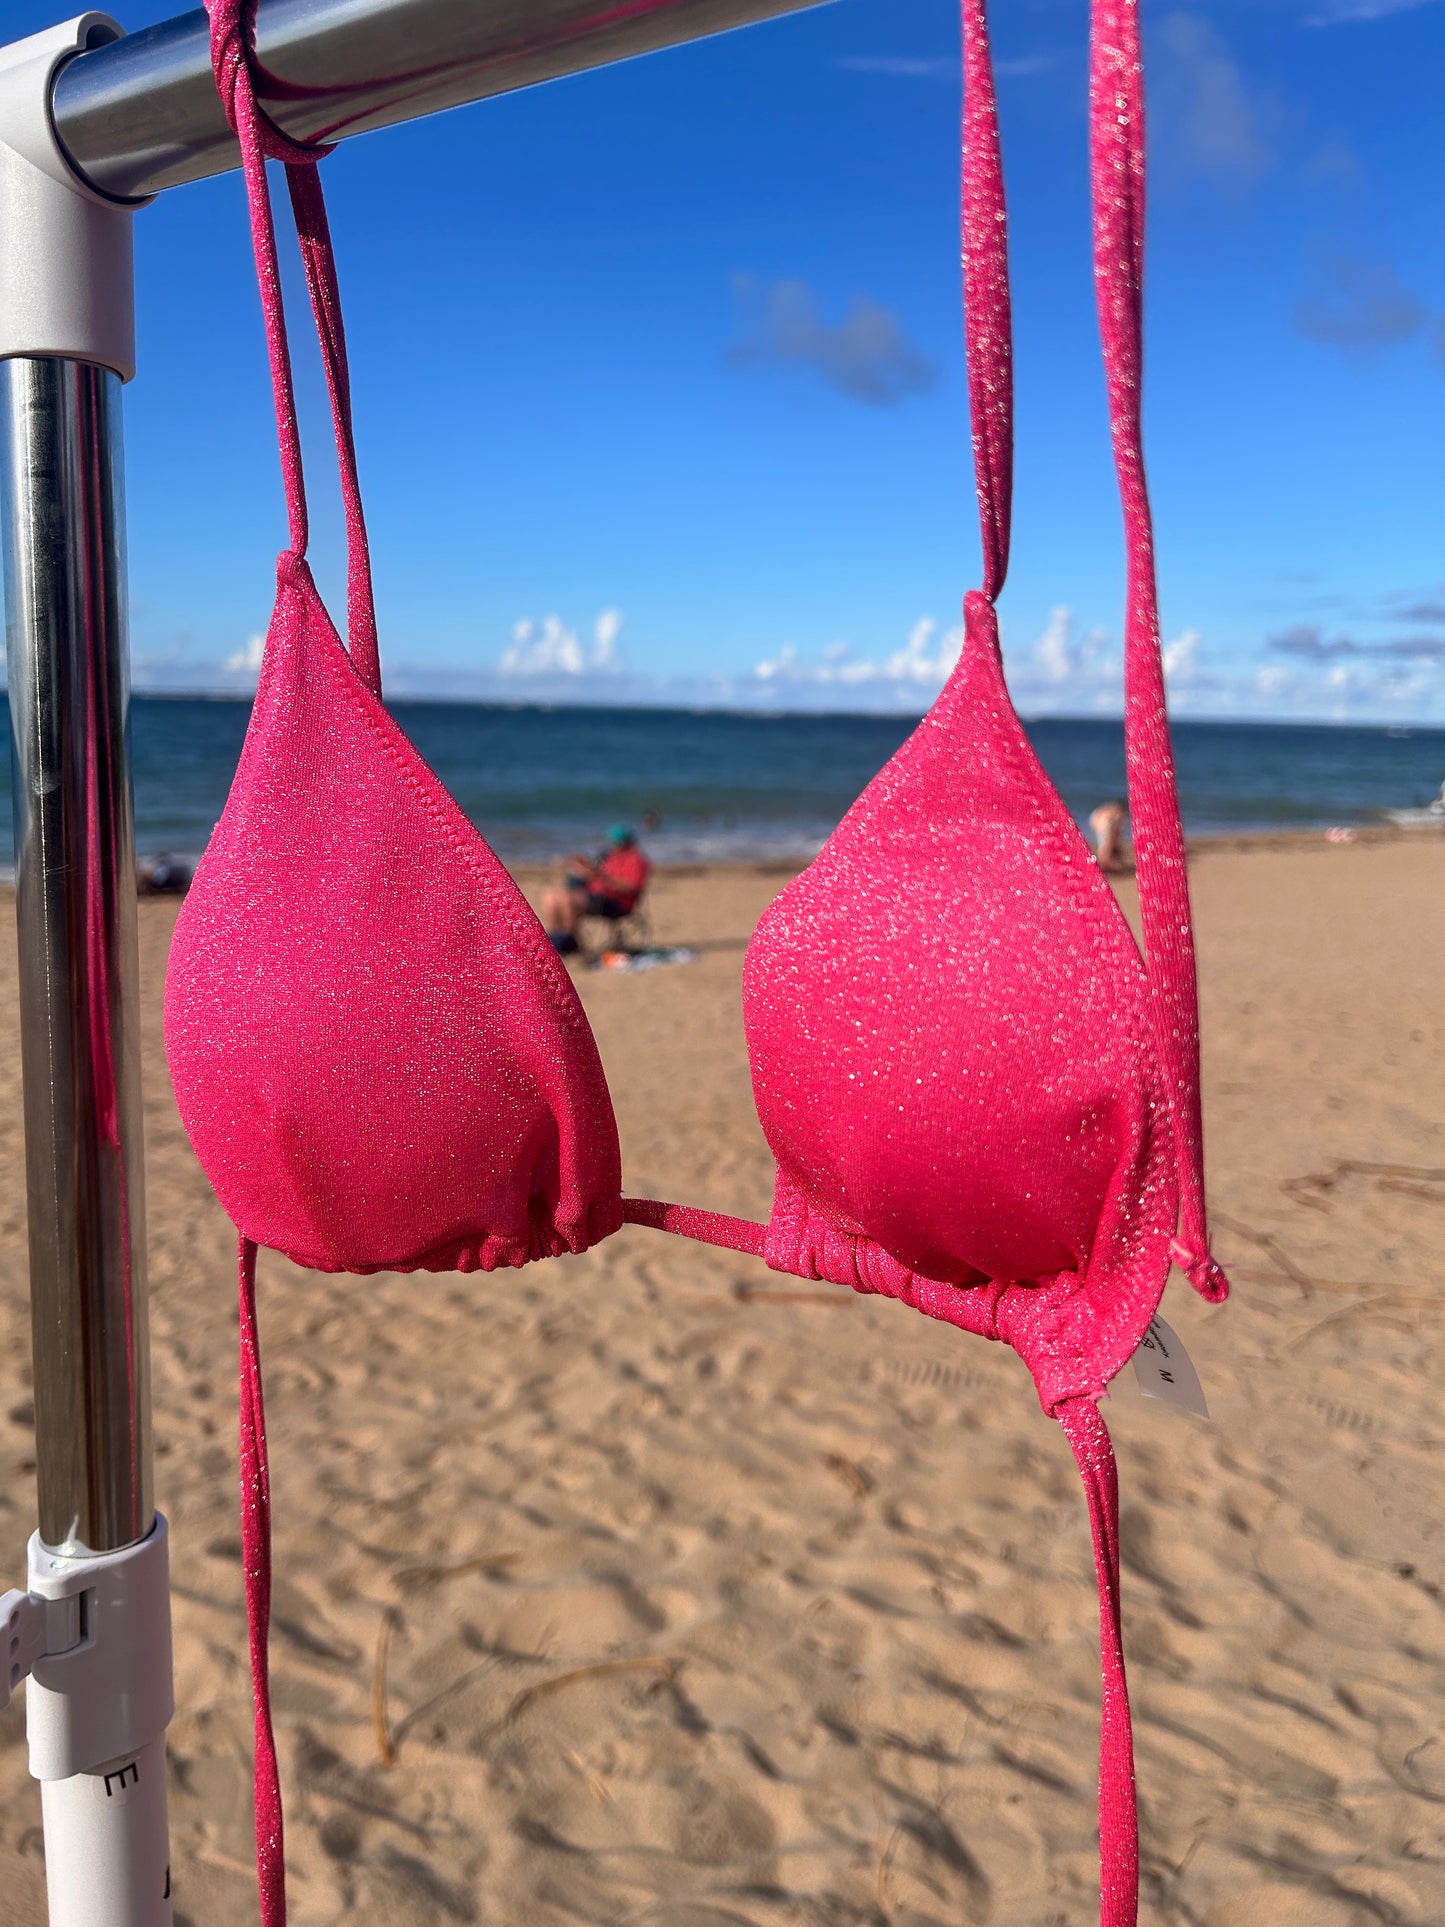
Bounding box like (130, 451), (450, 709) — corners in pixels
(168, 4), (1229, 1923)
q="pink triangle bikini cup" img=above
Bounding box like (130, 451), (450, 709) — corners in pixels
(167, 3), (1229, 1922)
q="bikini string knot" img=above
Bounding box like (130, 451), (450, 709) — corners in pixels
(207, 0), (333, 166)
(203, 0), (383, 694)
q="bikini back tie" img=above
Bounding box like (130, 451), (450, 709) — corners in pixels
(166, 2), (1227, 1920)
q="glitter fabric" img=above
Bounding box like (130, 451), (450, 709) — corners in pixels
(631, 4), (1228, 1920)
(166, 4), (623, 1282)
(237, 1239), (283, 1926)
(168, 4), (1225, 1923)
(1089, 0), (1225, 1307)
(643, 0), (1227, 1403)
(167, 9), (622, 1920)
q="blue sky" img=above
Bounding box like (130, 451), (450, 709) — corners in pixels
(5, 0), (1442, 718)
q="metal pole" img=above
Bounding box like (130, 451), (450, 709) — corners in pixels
(1, 18), (171, 1921)
(1, 349), (173, 1927)
(53, 0), (829, 203)
(0, 346), (174, 1927)
(2, 354), (150, 1559)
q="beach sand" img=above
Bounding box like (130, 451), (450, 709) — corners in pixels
(0, 832), (1442, 1925)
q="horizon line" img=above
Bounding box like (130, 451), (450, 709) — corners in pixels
(1, 680), (1438, 733)
(103, 688), (1445, 733)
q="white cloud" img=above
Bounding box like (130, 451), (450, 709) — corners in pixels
(593, 608), (623, 669)
(1027, 605), (1114, 690)
(224, 633), (264, 678)
(730, 276), (936, 407)
(883, 616), (965, 685)
(1307, 0), (1442, 22)
(1035, 605), (1074, 683)
(1294, 253), (1431, 356)
(753, 616), (964, 701)
(837, 53), (1052, 81)
(753, 643), (796, 684)
(500, 610), (624, 679)
(1163, 628), (1200, 682)
(121, 595), (1442, 727)
(1155, 13), (1277, 189)
(837, 55), (955, 80)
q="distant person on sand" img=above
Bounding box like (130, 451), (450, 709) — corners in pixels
(543, 826), (651, 954)
(1089, 800), (1129, 875)
(137, 852), (191, 896)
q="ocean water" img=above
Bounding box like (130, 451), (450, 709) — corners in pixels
(1, 698), (1442, 867)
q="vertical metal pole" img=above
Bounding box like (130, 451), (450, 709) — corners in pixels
(1, 19), (171, 1917)
(2, 357), (172, 1925)
(1, 354), (173, 1920)
(2, 354), (151, 1559)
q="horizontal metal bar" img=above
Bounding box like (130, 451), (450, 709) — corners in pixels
(52, 0), (828, 202)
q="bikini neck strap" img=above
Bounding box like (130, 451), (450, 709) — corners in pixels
(1088, 1), (1224, 1300)
(960, 0), (1224, 1303)
(206, 0), (382, 699)
(960, 0), (1012, 604)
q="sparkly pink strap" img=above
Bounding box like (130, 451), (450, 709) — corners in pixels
(283, 166), (382, 694)
(1088, 2), (1222, 1301)
(960, 0), (1224, 1304)
(621, 1195), (767, 1256)
(206, 0), (381, 695)
(960, 0), (1013, 604)
(238, 1238), (285, 1926)
(1058, 1397), (1139, 1927)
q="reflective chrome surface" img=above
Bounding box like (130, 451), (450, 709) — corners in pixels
(52, 0), (827, 202)
(1, 358), (151, 1555)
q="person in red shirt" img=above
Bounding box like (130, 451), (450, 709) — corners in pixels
(543, 826), (651, 953)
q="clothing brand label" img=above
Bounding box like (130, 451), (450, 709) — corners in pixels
(1131, 1315), (1209, 1419)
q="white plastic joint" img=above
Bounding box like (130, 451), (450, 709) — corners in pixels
(0, 13), (140, 379)
(24, 1514), (174, 1782)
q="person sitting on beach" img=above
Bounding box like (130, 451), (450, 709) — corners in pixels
(1089, 799), (1129, 875)
(137, 852), (192, 896)
(542, 826), (651, 953)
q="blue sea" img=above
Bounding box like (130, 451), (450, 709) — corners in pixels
(3, 698), (1442, 867)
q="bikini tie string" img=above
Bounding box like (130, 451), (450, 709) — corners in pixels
(237, 1238), (285, 1926)
(209, 0), (379, 1909)
(1169, 1238), (1229, 1304)
(1055, 1395), (1139, 1927)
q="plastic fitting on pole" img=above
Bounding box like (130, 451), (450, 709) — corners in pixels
(0, 13), (140, 380)
(27, 1517), (175, 1923)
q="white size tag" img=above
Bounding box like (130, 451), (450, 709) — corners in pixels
(1131, 1315), (1209, 1419)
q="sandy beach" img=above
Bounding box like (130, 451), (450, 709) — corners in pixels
(0, 830), (1441, 1926)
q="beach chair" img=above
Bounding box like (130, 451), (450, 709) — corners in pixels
(579, 889), (652, 959)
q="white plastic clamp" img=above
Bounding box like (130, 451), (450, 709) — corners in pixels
(22, 1513), (174, 1782)
(4, 1520), (176, 1925)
